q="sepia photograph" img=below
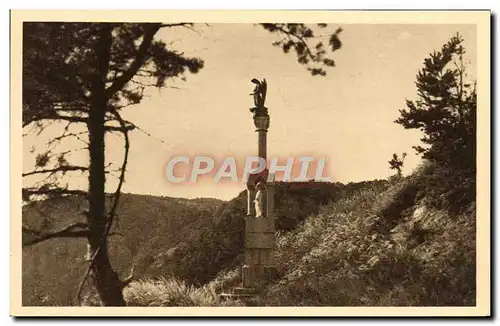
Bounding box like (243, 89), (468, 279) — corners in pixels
(10, 10), (491, 317)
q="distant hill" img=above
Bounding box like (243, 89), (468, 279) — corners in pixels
(22, 182), (370, 306)
(22, 193), (223, 306)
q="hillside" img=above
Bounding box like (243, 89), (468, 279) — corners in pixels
(262, 176), (476, 306)
(22, 193), (223, 306)
(148, 181), (379, 286)
(23, 167), (476, 307)
(125, 166), (476, 307)
(22, 181), (367, 306)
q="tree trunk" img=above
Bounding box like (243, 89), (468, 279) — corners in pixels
(87, 24), (126, 306)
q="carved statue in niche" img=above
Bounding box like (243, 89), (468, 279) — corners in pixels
(254, 180), (267, 218)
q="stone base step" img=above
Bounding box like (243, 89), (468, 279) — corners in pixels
(231, 287), (257, 295)
(219, 293), (255, 299)
(219, 286), (258, 303)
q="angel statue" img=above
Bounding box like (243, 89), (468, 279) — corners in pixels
(249, 78), (268, 117)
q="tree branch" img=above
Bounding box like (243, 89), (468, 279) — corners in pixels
(120, 266), (135, 287)
(23, 223), (89, 246)
(105, 24), (162, 98)
(49, 131), (89, 146)
(23, 166), (89, 177)
(23, 114), (87, 128)
(23, 187), (87, 199)
(272, 24), (316, 61)
(159, 23), (192, 28)
(75, 246), (101, 306)
(104, 125), (136, 132)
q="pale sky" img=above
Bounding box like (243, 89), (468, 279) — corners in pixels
(23, 23), (477, 200)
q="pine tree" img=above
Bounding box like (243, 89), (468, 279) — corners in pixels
(395, 34), (476, 211)
(395, 33), (476, 172)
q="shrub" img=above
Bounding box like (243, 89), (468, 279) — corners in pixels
(124, 277), (219, 306)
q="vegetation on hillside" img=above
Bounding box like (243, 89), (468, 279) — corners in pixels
(395, 33), (476, 214)
(123, 164), (475, 307)
(126, 164), (475, 307)
(150, 181), (378, 286)
(264, 168), (475, 306)
(22, 194), (222, 306)
(117, 34), (477, 307)
(23, 182), (364, 306)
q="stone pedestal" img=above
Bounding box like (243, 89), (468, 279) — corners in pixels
(242, 175), (276, 288)
(220, 178), (276, 302)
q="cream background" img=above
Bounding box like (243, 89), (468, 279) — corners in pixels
(11, 10), (490, 316)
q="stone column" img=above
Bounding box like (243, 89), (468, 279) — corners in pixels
(242, 113), (276, 288)
(257, 127), (267, 160)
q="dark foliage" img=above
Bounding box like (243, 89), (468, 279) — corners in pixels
(395, 34), (476, 212)
(388, 153), (407, 178)
(260, 23), (342, 76)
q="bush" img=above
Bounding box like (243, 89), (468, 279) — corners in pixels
(124, 277), (219, 306)
(415, 161), (476, 214)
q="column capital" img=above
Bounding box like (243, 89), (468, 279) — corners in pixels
(253, 114), (270, 131)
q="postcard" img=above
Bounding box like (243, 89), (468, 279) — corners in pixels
(11, 10), (491, 317)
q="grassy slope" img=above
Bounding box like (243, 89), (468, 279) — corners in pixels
(128, 172), (476, 307)
(263, 176), (475, 306)
(24, 171), (475, 307)
(150, 181), (375, 286)
(22, 181), (357, 306)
